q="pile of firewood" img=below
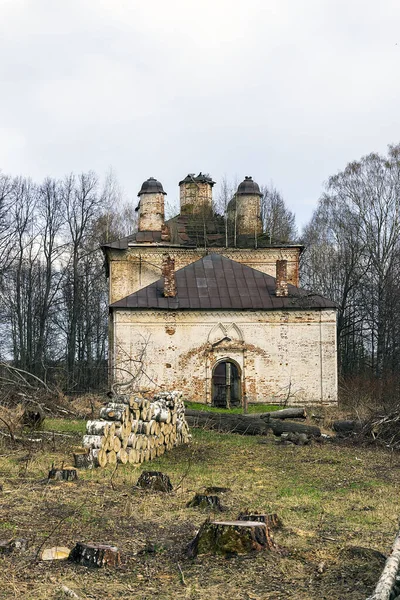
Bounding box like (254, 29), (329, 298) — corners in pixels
(82, 391), (190, 467)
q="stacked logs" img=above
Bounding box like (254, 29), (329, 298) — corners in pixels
(82, 391), (190, 468)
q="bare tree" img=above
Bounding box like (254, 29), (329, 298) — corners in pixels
(260, 184), (297, 243)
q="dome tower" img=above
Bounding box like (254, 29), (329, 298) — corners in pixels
(228, 176), (263, 236)
(137, 177), (166, 232)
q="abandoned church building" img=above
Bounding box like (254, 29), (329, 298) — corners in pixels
(102, 174), (338, 407)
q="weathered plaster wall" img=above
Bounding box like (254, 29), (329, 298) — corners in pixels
(231, 194), (263, 236)
(112, 309), (337, 406)
(138, 192), (165, 231)
(180, 182), (213, 214)
(108, 247), (301, 304)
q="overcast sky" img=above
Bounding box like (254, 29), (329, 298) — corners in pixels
(1, 0), (400, 228)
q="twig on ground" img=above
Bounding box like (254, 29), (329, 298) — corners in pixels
(177, 563), (186, 586)
(59, 584), (81, 599)
(110, 463), (119, 491)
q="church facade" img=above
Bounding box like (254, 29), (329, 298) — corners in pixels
(103, 174), (338, 407)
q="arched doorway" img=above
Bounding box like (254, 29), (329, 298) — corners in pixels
(212, 360), (241, 408)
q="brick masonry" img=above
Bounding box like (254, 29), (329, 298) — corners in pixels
(112, 309), (338, 406)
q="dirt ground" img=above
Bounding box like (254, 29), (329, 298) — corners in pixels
(0, 421), (398, 599)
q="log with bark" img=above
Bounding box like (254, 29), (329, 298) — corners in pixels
(185, 410), (321, 437)
(48, 466), (78, 481)
(187, 520), (278, 557)
(187, 494), (224, 511)
(333, 419), (365, 434)
(73, 449), (93, 469)
(68, 542), (121, 568)
(238, 512), (283, 529)
(366, 528), (400, 600)
(136, 471), (173, 492)
(250, 407), (307, 420)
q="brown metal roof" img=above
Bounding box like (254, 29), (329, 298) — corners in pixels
(110, 254), (337, 311)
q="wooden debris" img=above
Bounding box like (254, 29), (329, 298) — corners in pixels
(68, 542), (121, 568)
(73, 449), (93, 469)
(22, 404), (45, 428)
(136, 471), (173, 492)
(205, 486), (231, 494)
(333, 419), (364, 434)
(187, 494), (224, 510)
(185, 410), (321, 437)
(238, 512), (283, 529)
(366, 529), (400, 600)
(40, 546), (71, 560)
(0, 538), (27, 554)
(277, 432), (310, 445)
(82, 391), (190, 468)
(187, 520), (277, 557)
(48, 466), (78, 482)
(59, 585), (81, 599)
(258, 407), (307, 420)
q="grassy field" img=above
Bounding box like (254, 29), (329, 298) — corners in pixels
(0, 417), (398, 599)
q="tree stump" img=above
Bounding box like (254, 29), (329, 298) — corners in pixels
(48, 466), (78, 481)
(136, 471), (173, 492)
(238, 512), (283, 530)
(187, 494), (224, 511)
(187, 520), (277, 557)
(73, 449), (93, 469)
(68, 542), (121, 568)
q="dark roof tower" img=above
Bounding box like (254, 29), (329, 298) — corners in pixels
(236, 176), (262, 197)
(138, 177), (167, 196)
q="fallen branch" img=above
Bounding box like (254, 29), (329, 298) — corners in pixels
(0, 416), (15, 441)
(366, 528), (400, 600)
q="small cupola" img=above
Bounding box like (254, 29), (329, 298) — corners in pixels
(138, 177), (166, 197)
(137, 177), (166, 232)
(236, 176), (263, 197)
(227, 176), (263, 236)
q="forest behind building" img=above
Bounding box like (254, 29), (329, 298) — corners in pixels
(1, 144), (400, 403)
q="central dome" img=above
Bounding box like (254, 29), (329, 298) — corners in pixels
(138, 177), (166, 196)
(236, 176), (262, 197)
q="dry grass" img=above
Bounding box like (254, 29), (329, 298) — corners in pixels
(0, 419), (399, 599)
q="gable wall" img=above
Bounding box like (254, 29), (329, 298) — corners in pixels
(112, 309), (337, 406)
(107, 246), (301, 304)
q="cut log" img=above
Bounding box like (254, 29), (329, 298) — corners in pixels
(187, 494), (224, 511)
(366, 529), (400, 600)
(333, 419), (364, 434)
(126, 448), (138, 464)
(136, 471), (173, 492)
(117, 449), (128, 464)
(86, 420), (114, 437)
(238, 512), (283, 529)
(187, 520), (277, 557)
(260, 407), (307, 420)
(68, 542), (121, 568)
(99, 407), (128, 422)
(83, 435), (103, 449)
(107, 450), (117, 465)
(97, 448), (108, 468)
(185, 411), (267, 435)
(48, 467), (78, 482)
(111, 436), (121, 453)
(41, 546), (70, 561)
(73, 449), (93, 469)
